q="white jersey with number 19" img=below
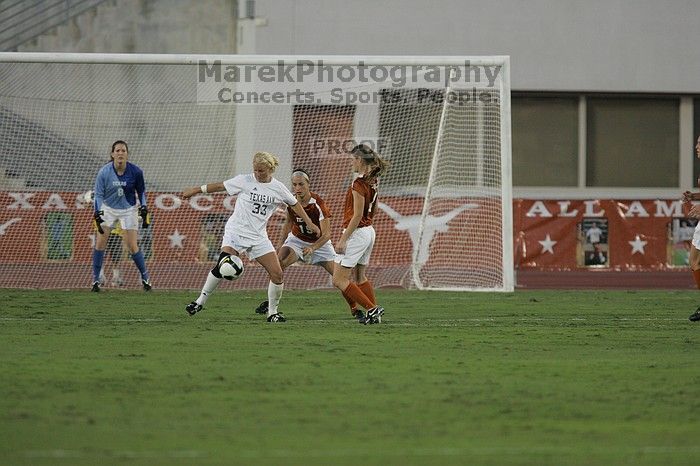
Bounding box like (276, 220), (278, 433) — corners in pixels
(223, 174), (297, 241)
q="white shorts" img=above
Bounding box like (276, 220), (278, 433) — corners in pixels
(692, 222), (700, 250)
(282, 233), (336, 265)
(335, 226), (375, 268)
(221, 229), (275, 259)
(102, 205), (139, 230)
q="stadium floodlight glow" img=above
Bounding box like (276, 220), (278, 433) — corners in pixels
(0, 53), (512, 292)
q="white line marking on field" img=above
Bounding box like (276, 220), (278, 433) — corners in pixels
(25, 450), (82, 458)
(25, 450), (206, 458)
(0, 318), (167, 322)
(24, 445), (700, 459)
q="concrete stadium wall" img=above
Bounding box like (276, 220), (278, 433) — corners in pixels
(252, 0), (700, 94)
(18, 0), (237, 54)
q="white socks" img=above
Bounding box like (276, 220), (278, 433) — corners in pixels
(267, 281), (284, 316)
(196, 271), (221, 305)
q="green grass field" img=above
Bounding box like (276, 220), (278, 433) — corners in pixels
(1, 289), (699, 465)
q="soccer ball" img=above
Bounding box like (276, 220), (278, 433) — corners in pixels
(219, 255), (244, 281)
(83, 190), (94, 203)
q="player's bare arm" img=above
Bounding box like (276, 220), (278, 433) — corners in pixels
(182, 182), (226, 199)
(278, 212), (294, 249)
(304, 217), (332, 256)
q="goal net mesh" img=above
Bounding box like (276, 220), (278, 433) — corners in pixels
(0, 56), (512, 291)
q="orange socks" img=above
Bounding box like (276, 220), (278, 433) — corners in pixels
(341, 288), (358, 313)
(358, 280), (376, 306)
(343, 283), (375, 310)
(340, 281), (377, 313)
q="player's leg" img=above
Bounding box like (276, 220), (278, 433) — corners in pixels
(188, 224), (248, 314)
(333, 262), (361, 318)
(354, 263), (377, 308)
(92, 224), (112, 291)
(187, 247), (239, 315)
(319, 260), (335, 275)
(347, 267), (362, 316)
(311, 241), (358, 316)
(332, 228), (380, 323)
(353, 227), (377, 309)
(332, 264), (375, 323)
(278, 246), (300, 270)
(123, 228), (151, 290)
(352, 226), (383, 323)
(318, 259), (357, 316)
(255, 251), (286, 322)
(254, 246), (298, 314)
(690, 246), (700, 288)
(326, 261), (364, 318)
(689, 245), (700, 321)
(332, 229), (374, 309)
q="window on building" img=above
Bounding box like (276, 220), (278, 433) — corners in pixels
(586, 97), (679, 187)
(511, 95), (579, 186)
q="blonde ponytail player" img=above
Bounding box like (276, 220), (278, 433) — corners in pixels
(181, 152), (320, 322)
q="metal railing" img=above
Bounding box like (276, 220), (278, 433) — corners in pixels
(0, 0), (110, 51)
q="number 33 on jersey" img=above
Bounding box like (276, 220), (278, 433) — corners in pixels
(223, 174), (297, 238)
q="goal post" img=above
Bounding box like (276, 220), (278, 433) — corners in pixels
(0, 53), (513, 292)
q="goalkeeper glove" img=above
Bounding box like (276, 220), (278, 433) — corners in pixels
(139, 206), (150, 229)
(94, 210), (105, 234)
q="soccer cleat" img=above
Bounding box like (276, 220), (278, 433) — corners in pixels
(354, 310), (367, 324)
(690, 307), (700, 322)
(142, 279), (152, 291)
(90, 281), (101, 292)
(255, 300), (269, 314)
(267, 312), (286, 322)
(185, 301), (203, 316)
(366, 306), (384, 324)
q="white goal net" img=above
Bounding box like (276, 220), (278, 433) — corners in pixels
(0, 53), (512, 291)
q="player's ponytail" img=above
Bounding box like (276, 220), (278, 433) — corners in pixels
(351, 144), (388, 181)
(368, 153), (388, 180)
(253, 151), (280, 172)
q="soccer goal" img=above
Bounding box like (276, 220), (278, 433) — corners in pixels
(0, 53), (513, 291)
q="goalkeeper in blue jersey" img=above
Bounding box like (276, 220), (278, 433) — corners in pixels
(91, 140), (152, 292)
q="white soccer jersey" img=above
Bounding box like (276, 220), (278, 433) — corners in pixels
(224, 174), (297, 240)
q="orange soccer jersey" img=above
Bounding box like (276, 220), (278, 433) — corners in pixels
(286, 192), (331, 242)
(342, 176), (377, 228)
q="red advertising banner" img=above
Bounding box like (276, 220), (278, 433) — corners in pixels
(514, 199), (691, 270)
(0, 192), (693, 288)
